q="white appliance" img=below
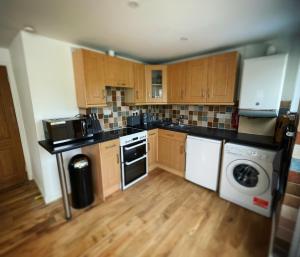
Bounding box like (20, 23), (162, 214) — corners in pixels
(239, 54), (288, 117)
(220, 143), (276, 217)
(119, 129), (148, 190)
(185, 136), (222, 191)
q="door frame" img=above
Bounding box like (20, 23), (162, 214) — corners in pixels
(0, 51), (32, 180)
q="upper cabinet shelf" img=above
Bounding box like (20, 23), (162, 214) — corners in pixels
(72, 49), (239, 108)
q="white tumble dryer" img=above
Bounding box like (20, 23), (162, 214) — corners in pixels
(219, 143), (276, 217)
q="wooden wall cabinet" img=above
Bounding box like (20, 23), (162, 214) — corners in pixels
(157, 129), (187, 177)
(104, 56), (134, 88)
(185, 58), (208, 103)
(167, 62), (187, 103)
(133, 63), (146, 103)
(82, 139), (121, 201)
(147, 129), (158, 171)
(207, 51), (239, 104)
(169, 51), (239, 105)
(72, 49), (106, 108)
(145, 65), (168, 103)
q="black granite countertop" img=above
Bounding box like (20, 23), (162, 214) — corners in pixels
(39, 122), (281, 155)
(39, 127), (143, 154)
(130, 122), (281, 151)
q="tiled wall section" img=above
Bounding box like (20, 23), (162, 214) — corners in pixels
(134, 105), (237, 130)
(90, 88), (237, 130)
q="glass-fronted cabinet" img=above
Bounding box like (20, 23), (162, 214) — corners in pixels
(145, 65), (167, 103)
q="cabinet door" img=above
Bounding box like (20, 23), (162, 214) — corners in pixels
(168, 62), (187, 103)
(84, 51), (106, 105)
(99, 139), (121, 198)
(157, 130), (186, 177)
(134, 63), (146, 103)
(207, 52), (238, 104)
(104, 56), (134, 88)
(118, 58), (134, 88)
(72, 49), (106, 107)
(145, 65), (167, 103)
(185, 58), (208, 103)
(147, 129), (158, 171)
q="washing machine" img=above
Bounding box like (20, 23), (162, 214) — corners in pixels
(219, 143), (276, 217)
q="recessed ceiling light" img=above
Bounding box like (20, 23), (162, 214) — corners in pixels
(23, 26), (35, 33)
(128, 0), (139, 8)
(180, 36), (188, 41)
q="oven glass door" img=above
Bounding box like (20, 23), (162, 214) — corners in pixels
(123, 140), (146, 162)
(123, 157), (147, 187)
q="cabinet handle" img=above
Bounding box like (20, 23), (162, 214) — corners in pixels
(102, 89), (106, 100)
(201, 89), (204, 97)
(149, 132), (156, 136)
(105, 144), (116, 149)
(166, 133), (174, 137)
(148, 142), (150, 151)
(180, 145), (184, 154)
(116, 153), (120, 164)
(136, 90), (139, 99)
(207, 89), (210, 98)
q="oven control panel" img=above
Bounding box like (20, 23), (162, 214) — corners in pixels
(120, 131), (147, 146)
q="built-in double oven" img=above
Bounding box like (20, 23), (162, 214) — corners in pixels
(120, 131), (148, 189)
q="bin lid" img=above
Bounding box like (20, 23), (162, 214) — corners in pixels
(73, 159), (89, 169)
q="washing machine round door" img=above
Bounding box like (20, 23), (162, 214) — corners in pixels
(226, 160), (270, 195)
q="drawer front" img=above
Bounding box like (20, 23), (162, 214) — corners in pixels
(100, 139), (120, 152)
(158, 129), (187, 142)
(148, 129), (158, 137)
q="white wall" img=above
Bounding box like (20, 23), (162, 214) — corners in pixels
(22, 32), (81, 203)
(9, 34), (45, 195)
(0, 47), (33, 180)
(10, 32), (81, 203)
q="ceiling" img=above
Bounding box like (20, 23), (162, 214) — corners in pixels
(0, 0), (299, 63)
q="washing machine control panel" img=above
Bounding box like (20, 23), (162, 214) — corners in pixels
(225, 144), (274, 162)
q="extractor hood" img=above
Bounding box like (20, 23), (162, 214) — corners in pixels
(239, 54), (288, 118)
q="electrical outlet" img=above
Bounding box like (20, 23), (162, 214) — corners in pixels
(103, 108), (112, 116)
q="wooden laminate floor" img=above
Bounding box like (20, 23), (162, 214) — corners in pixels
(0, 169), (271, 257)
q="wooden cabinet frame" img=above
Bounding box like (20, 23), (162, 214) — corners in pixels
(82, 139), (121, 201)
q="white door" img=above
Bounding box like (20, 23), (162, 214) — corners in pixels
(185, 136), (222, 191)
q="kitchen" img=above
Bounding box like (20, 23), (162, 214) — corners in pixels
(0, 1), (300, 257)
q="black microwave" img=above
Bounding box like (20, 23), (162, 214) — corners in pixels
(43, 114), (101, 145)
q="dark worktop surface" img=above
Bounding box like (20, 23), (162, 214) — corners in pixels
(130, 122), (281, 151)
(39, 121), (281, 155)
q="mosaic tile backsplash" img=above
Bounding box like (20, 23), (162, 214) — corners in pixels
(89, 88), (238, 131)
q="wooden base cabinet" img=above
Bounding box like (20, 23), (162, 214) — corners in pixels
(157, 129), (187, 177)
(147, 129), (158, 171)
(82, 139), (121, 201)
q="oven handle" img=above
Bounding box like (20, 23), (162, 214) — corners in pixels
(125, 154), (147, 166)
(124, 141), (146, 151)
